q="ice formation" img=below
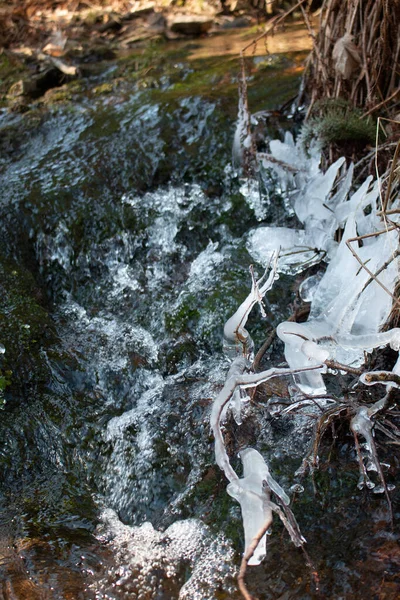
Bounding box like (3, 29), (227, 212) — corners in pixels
(227, 449), (273, 565)
(250, 133), (400, 395)
(223, 255), (278, 361)
(212, 255), (317, 564)
(213, 122), (399, 571)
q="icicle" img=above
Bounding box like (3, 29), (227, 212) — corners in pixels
(351, 406), (379, 489)
(227, 449), (272, 565)
(232, 55), (254, 173)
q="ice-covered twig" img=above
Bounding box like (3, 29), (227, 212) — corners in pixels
(211, 357), (247, 483)
(276, 321), (329, 395)
(227, 449), (273, 566)
(211, 362), (324, 484)
(360, 370), (400, 389)
(266, 499), (306, 547)
(223, 254), (279, 360)
(338, 328), (400, 351)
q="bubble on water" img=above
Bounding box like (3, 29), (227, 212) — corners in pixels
(91, 509), (236, 599)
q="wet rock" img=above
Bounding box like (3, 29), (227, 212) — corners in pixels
(97, 13), (123, 33)
(0, 256), (57, 401)
(147, 11), (167, 31)
(169, 15), (214, 37)
(7, 65), (76, 100)
(122, 3), (156, 20)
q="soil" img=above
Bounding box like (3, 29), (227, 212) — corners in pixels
(0, 0), (281, 109)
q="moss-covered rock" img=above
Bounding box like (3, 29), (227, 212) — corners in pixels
(0, 255), (56, 401)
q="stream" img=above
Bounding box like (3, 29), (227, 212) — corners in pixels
(0, 27), (399, 600)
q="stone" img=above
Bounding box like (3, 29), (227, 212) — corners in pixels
(169, 15), (213, 37)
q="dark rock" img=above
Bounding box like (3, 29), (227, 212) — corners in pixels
(147, 11), (166, 30)
(169, 16), (214, 37)
(218, 15), (253, 28)
(97, 14), (122, 33)
(7, 67), (72, 100)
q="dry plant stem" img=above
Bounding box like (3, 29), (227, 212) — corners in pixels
(360, 249), (400, 295)
(299, 3), (329, 81)
(238, 516), (273, 600)
(241, 0), (309, 55)
(375, 422), (400, 443)
(308, 405), (348, 469)
(383, 139), (400, 213)
(252, 328), (276, 372)
(325, 359), (363, 375)
(354, 142), (398, 173)
(378, 209), (400, 216)
(363, 87), (400, 117)
(345, 228), (400, 309)
(303, 0), (399, 112)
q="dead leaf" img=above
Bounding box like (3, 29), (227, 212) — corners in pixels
(43, 30), (67, 57)
(332, 32), (361, 80)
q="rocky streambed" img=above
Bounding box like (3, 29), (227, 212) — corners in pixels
(0, 21), (399, 600)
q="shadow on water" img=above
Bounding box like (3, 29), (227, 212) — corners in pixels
(0, 27), (399, 600)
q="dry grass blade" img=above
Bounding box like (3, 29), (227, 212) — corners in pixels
(345, 229), (400, 310)
(301, 0), (400, 115)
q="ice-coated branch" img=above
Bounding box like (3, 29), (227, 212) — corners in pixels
(227, 449), (273, 566)
(211, 361), (323, 484)
(276, 321), (329, 395)
(211, 362), (322, 570)
(360, 371), (400, 389)
(338, 328), (400, 352)
(266, 499), (306, 547)
(223, 254), (278, 361)
(211, 356), (247, 483)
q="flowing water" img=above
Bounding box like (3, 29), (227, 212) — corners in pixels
(0, 30), (399, 600)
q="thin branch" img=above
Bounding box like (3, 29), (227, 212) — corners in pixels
(345, 229), (400, 309)
(238, 516), (273, 600)
(363, 87), (400, 117)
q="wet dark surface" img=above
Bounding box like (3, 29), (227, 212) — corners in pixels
(0, 31), (399, 600)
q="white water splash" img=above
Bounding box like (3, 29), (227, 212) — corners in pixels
(92, 509), (236, 600)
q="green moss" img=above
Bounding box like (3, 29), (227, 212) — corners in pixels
(92, 81), (114, 95)
(165, 299), (201, 336)
(0, 255), (56, 401)
(300, 98), (377, 151)
(0, 53), (28, 107)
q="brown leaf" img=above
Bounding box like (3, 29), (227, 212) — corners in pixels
(332, 32), (361, 80)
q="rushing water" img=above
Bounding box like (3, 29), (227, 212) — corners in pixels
(0, 33), (399, 600)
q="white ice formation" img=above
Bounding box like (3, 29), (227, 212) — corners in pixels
(212, 256), (313, 564)
(249, 133), (400, 396)
(212, 125), (399, 568)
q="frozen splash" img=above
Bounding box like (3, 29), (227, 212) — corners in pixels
(91, 509), (236, 600)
